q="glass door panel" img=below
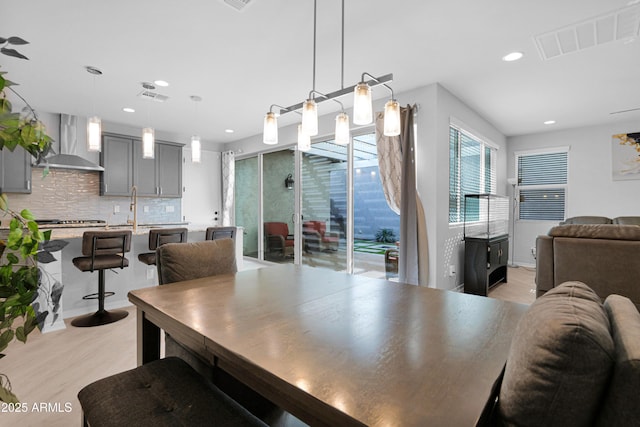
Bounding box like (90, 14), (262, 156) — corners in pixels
(235, 157), (259, 259)
(301, 140), (347, 271)
(263, 150), (296, 263)
(352, 132), (400, 279)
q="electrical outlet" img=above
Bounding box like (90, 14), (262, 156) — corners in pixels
(146, 267), (154, 280)
(448, 265), (456, 277)
(113, 205), (120, 214)
(143, 205), (149, 213)
(165, 205), (174, 213)
(531, 247), (537, 259)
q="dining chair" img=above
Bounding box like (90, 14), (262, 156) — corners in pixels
(138, 227), (188, 265)
(156, 238), (236, 285)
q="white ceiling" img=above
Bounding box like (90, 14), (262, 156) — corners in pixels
(2, 0), (639, 149)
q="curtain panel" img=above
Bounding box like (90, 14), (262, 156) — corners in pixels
(376, 106), (428, 286)
(221, 150), (235, 226)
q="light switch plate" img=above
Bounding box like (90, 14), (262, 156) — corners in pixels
(113, 205), (120, 214)
(146, 267), (154, 280)
(165, 205), (174, 213)
(143, 205), (150, 213)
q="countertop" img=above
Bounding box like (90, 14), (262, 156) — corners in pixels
(1, 222), (217, 240)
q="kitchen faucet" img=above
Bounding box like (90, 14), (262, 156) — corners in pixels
(128, 185), (138, 232)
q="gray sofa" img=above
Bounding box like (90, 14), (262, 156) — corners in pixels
(536, 224), (640, 309)
(482, 281), (640, 426)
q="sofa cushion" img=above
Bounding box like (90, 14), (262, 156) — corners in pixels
(549, 223), (640, 241)
(498, 281), (615, 427)
(596, 295), (640, 427)
(560, 216), (612, 225)
(613, 216), (640, 225)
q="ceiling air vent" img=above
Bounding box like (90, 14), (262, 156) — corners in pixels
(222, 0), (253, 12)
(137, 90), (169, 103)
(534, 4), (640, 60)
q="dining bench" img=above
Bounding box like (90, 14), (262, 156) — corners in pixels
(77, 357), (267, 427)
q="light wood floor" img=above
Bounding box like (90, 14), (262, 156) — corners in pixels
(1, 266), (535, 426)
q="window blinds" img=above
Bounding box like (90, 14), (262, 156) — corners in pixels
(517, 151), (567, 221)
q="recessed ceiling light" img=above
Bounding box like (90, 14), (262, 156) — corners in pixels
(123, 107), (135, 113)
(502, 52), (524, 62)
(225, 129), (234, 134)
(544, 120), (556, 125)
(154, 80), (169, 87)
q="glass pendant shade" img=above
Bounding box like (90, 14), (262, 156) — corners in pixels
(297, 124), (311, 152)
(142, 127), (155, 159)
(191, 135), (201, 163)
(335, 112), (350, 145)
(87, 116), (102, 152)
(353, 83), (373, 125)
(302, 99), (318, 136)
(263, 112), (278, 145)
(384, 100), (401, 137)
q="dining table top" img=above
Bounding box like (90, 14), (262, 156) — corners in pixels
(128, 264), (528, 427)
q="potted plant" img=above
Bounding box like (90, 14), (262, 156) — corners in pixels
(0, 36), (55, 403)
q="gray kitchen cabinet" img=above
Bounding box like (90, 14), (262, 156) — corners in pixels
(156, 142), (182, 197)
(100, 134), (133, 196)
(132, 140), (182, 197)
(102, 133), (182, 198)
(0, 147), (32, 193)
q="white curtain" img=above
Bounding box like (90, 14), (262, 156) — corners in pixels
(221, 150), (235, 226)
(376, 106), (428, 285)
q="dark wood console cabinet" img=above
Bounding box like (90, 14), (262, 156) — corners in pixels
(464, 235), (508, 296)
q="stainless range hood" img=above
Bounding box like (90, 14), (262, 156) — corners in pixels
(34, 114), (104, 172)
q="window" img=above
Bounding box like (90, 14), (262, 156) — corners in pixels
(516, 149), (568, 221)
(449, 124), (497, 224)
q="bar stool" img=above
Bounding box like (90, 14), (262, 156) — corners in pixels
(137, 227), (188, 265)
(205, 226), (236, 241)
(71, 230), (132, 327)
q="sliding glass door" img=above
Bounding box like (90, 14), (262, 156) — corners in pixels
(300, 140), (348, 271)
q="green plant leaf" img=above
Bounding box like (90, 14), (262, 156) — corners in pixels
(5, 253), (18, 265)
(0, 384), (19, 404)
(0, 47), (28, 60)
(15, 326), (26, 343)
(7, 37), (29, 45)
(0, 193), (7, 211)
(20, 209), (35, 221)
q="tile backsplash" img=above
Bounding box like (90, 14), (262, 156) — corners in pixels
(3, 169), (182, 224)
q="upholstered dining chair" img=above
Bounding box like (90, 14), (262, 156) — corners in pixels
(156, 238), (236, 285)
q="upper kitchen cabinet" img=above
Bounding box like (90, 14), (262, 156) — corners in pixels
(133, 140), (182, 197)
(0, 147), (32, 193)
(101, 133), (182, 198)
(101, 134), (133, 196)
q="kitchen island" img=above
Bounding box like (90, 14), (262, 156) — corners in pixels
(7, 222), (244, 332)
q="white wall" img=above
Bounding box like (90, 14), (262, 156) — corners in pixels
(507, 119), (640, 266)
(225, 82), (508, 290)
(182, 148), (222, 224)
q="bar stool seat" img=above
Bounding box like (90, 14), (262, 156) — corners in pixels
(138, 227), (188, 266)
(71, 230), (132, 327)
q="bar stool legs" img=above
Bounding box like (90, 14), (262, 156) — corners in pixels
(71, 270), (129, 327)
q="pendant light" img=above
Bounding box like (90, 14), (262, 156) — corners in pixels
(301, 99), (318, 136)
(384, 99), (401, 137)
(85, 66), (102, 152)
(335, 112), (350, 145)
(263, 0), (397, 141)
(142, 127), (155, 159)
(297, 124), (311, 151)
(353, 83), (372, 125)
(190, 95), (202, 163)
(263, 111), (278, 145)
(141, 82), (155, 159)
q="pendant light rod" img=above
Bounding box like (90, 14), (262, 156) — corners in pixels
(341, 0), (345, 89)
(311, 0), (317, 98)
(308, 89), (345, 111)
(269, 103), (302, 115)
(278, 73), (392, 116)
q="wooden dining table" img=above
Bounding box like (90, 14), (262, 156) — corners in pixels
(128, 264), (528, 427)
